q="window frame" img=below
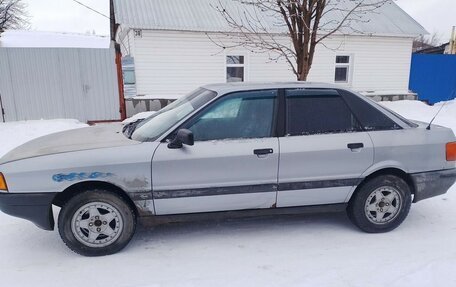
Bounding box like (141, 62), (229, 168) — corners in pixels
(226, 54), (247, 83)
(164, 89), (279, 142)
(334, 54), (353, 84)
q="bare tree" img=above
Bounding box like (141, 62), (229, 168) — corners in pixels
(209, 0), (390, 81)
(413, 32), (442, 52)
(0, 0), (29, 33)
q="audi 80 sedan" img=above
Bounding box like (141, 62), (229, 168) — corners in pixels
(0, 82), (455, 256)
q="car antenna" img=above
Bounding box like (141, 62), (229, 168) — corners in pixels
(426, 89), (455, 130)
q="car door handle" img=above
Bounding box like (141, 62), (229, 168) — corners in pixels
(347, 143), (364, 149)
(254, 148), (274, 155)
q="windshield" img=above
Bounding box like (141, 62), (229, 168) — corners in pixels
(131, 88), (217, 141)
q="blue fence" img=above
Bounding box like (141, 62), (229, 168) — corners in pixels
(409, 54), (456, 104)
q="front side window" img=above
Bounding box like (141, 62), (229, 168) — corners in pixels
(286, 89), (361, 136)
(335, 55), (351, 83)
(183, 90), (277, 141)
(226, 55), (245, 82)
(131, 88), (217, 141)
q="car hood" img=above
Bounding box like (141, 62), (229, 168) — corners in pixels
(0, 123), (140, 164)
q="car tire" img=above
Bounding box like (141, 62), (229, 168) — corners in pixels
(58, 189), (136, 256)
(347, 175), (412, 233)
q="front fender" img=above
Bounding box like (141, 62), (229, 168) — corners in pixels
(0, 142), (158, 195)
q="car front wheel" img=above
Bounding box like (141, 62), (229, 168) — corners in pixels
(347, 175), (412, 233)
(58, 189), (136, 256)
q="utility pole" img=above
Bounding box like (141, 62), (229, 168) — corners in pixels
(450, 26), (456, 54)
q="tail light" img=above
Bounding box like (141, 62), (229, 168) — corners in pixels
(0, 173), (8, 191)
(447, 142), (456, 161)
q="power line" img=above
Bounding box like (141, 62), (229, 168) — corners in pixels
(70, 0), (110, 19)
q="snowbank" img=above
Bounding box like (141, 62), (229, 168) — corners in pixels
(381, 99), (456, 132)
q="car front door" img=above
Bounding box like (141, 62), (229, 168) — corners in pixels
(277, 89), (374, 207)
(152, 89), (279, 215)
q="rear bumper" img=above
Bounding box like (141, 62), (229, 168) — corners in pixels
(0, 192), (57, 230)
(411, 169), (456, 203)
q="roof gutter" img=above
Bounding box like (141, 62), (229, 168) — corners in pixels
(119, 27), (426, 39)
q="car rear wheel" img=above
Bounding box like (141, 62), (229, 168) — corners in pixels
(347, 175), (412, 233)
(58, 189), (136, 256)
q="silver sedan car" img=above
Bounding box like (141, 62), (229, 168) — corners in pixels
(0, 82), (455, 256)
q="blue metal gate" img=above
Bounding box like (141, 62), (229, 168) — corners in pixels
(409, 54), (456, 104)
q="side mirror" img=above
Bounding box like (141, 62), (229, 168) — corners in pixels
(168, 129), (194, 149)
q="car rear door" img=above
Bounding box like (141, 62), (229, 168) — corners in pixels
(277, 89), (374, 207)
(152, 89), (279, 215)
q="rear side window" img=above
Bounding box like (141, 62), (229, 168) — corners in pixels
(286, 89), (362, 136)
(338, 89), (402, 130)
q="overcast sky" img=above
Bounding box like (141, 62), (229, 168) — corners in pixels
(22, 0), (455, 43)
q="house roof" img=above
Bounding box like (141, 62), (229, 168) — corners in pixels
(0, 30), (110, 48)
(112, 0), (427, 37)
(415, 42), (450, 54)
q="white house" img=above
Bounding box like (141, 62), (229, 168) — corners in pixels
(111, 0), (427, 113)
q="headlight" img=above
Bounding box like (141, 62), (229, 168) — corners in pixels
(0, 173), (8, 191)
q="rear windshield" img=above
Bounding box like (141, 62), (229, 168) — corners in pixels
(364, 97), (418, 128)
(340, 89), (418, 129)
(374, 103), (419, 128)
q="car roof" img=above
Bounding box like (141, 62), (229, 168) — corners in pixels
(202, 82), (345, 95)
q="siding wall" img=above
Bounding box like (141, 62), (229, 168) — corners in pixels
(126, 30), (413, 97)
(0, 45), (120, 122)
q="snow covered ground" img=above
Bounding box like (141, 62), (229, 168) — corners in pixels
(0, 101), (455, 287)
(381, 99), (456, 132)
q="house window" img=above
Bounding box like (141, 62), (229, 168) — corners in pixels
(226, 55), (245, 82)
(123, 70), (136, 85)
(335, 55), (351, 83)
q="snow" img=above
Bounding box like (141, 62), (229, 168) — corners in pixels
(380, 99), (456, 132)
(131, 94), (183, 100)
(0, 30), (110, 48)
(360, 90), (416, 96)
(122, 111), (156, 124)
(0, 101), (455, 287)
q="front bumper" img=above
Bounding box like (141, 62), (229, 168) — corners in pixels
(0, 192), (57, 230)
(411, 169), (456, 203)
